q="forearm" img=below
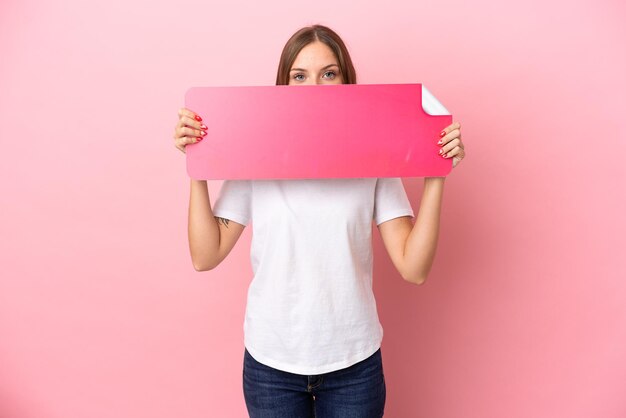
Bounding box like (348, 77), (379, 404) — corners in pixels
(188, 179), (220, 270)
(403, 177), (445, 284)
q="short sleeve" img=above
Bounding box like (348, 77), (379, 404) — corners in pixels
(212, 180), (252, 226)
(373, 177), (414, 226)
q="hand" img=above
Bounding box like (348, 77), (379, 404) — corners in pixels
(437, 121), (465, 169)
(173, 108), (207, 154)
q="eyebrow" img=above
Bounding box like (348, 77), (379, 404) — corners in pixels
(289, 63), (339, 72)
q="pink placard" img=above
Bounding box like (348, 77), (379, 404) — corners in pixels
(184, 83), (452, 180)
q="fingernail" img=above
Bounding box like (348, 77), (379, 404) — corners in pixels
(200, 124), (207, 129)
(197, 137), (203, 141)
(439, 148), (444, 154)
(437, 139), (443, 144)
(195, 115), (202, 121)
(442, 153), (447, 158)
(439, 130), (445, 137)
(201, 130), (207, 136)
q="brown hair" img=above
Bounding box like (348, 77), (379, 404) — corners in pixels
(275, 24), (357, 86)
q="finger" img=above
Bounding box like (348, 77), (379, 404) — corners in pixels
(437, 129), (461, 145)
(178, 114), (206, 132)
(438, 128), (460, 146)
(452, 149), (465, 167)
(443, 145), (464, 159)
(178, 107), (204, 122)
(178, 126), (207, 140)
(438, 137), (461, 156)
(174, 135), (203, 153)
(186, 134), (203, 145)
(438, 121), (461, 139)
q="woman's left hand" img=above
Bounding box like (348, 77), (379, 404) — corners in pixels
(437, 121), (465, 169)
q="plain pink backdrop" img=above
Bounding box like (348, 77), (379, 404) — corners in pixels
(1, 1), (625, 417)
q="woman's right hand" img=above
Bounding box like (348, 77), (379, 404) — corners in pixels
(173, 108), (208, 154)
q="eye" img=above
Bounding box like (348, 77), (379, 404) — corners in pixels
(323, 71), (336, 79)
(293, 73), (305, 81)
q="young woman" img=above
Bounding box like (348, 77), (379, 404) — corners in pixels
(173, 24), (465, 418)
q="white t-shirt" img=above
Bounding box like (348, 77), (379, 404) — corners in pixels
(212, 177), (414, 375)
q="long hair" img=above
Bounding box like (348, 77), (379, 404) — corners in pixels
(275, 24), (357, 85)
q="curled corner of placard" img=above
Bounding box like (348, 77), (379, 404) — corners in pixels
(421, 85), (451, 116)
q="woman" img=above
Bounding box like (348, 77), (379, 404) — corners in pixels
(173, 24), (465, 418)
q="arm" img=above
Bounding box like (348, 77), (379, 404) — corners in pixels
(378, 177), (445, 285)
(188, 179), (247, 271)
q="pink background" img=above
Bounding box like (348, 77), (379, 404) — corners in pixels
(1, 0), (625, 417)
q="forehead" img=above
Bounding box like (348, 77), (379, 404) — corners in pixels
(291, 41), (338, 68)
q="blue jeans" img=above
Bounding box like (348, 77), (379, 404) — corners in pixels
(242, 347), (386, 417)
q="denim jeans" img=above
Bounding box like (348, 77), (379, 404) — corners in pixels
(242, 346), (386, 417)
